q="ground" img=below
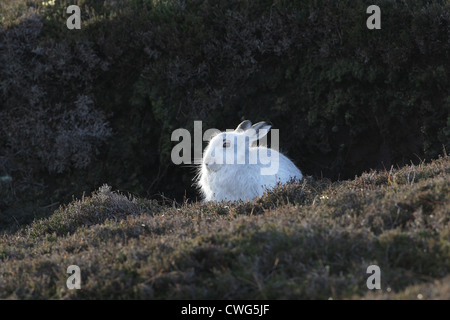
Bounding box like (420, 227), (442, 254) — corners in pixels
(0, 155), (448, 299)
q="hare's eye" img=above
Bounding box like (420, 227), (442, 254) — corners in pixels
(223, 141), (230, 148)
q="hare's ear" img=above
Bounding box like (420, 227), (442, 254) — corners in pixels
(248, 121), (271, 143)
(235, 120), (252, 132)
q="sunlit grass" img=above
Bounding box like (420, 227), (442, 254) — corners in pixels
(0, 156), (448, 299)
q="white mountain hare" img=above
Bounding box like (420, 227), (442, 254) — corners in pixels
(196, 120), (302, 202)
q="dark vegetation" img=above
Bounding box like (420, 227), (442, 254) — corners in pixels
(0, 155), (448, 299)
(0, 0), (448, 230)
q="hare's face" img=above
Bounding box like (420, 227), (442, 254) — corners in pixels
(203, 132), (248, 172)
(202, 120), (272, 172)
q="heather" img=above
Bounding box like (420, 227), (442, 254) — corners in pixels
(0, 156), (448, 299)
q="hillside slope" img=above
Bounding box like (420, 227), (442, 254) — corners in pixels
(1, 0), (449, 226)
(0, 156), (449, 299)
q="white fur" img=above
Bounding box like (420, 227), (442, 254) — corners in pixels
(195, 120), (303, 202)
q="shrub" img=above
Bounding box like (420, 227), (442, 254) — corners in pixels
(0, 156), (448, 299)
(0, 0), (448, 229)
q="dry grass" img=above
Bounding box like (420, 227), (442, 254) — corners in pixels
(0, 156), (448, 299)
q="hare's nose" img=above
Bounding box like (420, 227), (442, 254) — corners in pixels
(205, 162), (220, 172)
